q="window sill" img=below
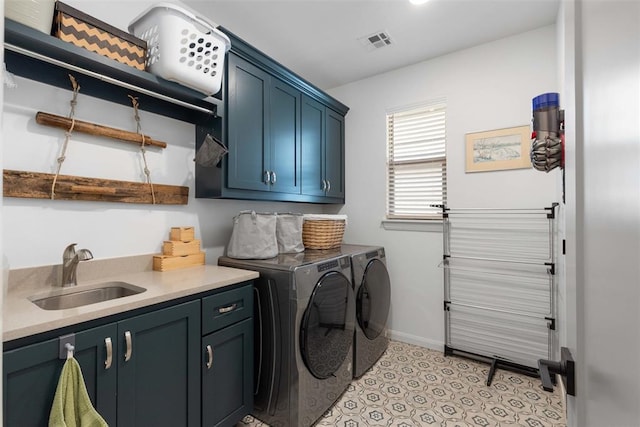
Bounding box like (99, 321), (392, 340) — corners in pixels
(381, 219), (443, 232)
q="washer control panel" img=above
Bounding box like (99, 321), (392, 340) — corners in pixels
(317, 259), (338, 272)
(317, 256), (350, 272)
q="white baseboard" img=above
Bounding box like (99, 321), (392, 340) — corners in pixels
(387, 329), (443, 352)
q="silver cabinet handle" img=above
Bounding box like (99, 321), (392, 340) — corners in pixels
(206, 345), (214, 369)
(327, 180), (331, 192)
(124, 330), (132, 362)
(218, 303), (237, 314)
(105, 337), (113, 369)
(264, 170), (271, 185)
(321, 180), (327, 191)
(270, 171), (277, 184)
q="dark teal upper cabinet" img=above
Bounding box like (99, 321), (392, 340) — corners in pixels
(226, 54), (301, 195)
(301, 96), (325, 197)
(227, 55), (271, 192)
(195, 29), (348, 204)
(301, 96), (345, 199)
(325, 109), (346, 199)
(269, 79), (302, 195)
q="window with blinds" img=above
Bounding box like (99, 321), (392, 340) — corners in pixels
(386, 102), (446, 219)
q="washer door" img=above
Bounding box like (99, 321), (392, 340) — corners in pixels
(300, 271), (355, 379)
(357, 259), (391, 340)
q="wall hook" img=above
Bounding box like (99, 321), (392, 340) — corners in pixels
(58, 333), (76, 360)
(65, 343), (75, 360)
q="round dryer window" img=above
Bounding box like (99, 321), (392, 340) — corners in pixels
(300, 271), (355, 379)
(357, 258), (391, 340)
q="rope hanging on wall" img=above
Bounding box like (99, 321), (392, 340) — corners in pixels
(128, 95), (156, 204)
(50, 74), (80, 200)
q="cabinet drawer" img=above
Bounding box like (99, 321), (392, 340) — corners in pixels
(202, 285), (253, 335)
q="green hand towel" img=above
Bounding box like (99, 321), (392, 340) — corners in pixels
(49, 357), (108, 427)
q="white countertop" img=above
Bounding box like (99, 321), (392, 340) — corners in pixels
(3, 263), (258, 342)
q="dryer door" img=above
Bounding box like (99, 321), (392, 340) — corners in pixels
(357, 259), (391, 340)
(300, 271), (355, 379)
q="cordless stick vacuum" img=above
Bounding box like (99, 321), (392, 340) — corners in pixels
(531, 93), (564, 172)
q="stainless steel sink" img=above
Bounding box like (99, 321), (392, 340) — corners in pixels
(29, 281), (146, 310)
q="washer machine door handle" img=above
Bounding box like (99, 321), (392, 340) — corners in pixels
(254, 286), (263, 395)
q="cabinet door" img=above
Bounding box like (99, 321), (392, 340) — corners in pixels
(325, 108), (345, 199)
(301, 95), (326, 197)
(269, 79), (301, 194)
(202, 317), (253, 427)
(3, 324), (118, 426)
(117, 300), (201, 427)
(227, 53), (270, 191)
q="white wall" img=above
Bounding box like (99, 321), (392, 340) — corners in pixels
(2, 82), (324, 269)
(328, 26), (560, 350)
(569, 1), (640, 425)
(1, 0), (323, 269)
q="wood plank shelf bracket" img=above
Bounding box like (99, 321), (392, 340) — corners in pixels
(3, 170), (189, 205)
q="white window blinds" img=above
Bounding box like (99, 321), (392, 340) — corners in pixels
(386, 102), (447, 219)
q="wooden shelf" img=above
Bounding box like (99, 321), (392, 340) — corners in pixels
(3, 170), (189, 205)
(4, 18), (220, 125)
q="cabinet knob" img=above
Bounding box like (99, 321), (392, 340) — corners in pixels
(270, 171), (277, 185)
(124, 330), (132, 362)
(326, 180), (331, 192)
(321, 180), (327, 191)
(206, 345), (214, 369)
(264, 170), (271, 185)
(104, 337), (113, 369)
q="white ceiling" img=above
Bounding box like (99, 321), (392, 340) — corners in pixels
(184, 0), (560, 90)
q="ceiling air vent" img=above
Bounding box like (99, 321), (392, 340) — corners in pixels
(358, 30), (393, 52)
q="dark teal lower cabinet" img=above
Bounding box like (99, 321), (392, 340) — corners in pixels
(3, 283), (255, 427)
(117, 301), (201, 427)
(3, 301), (200, 427)
(202, 318), (253, 427)
(3, 324), (118, 426)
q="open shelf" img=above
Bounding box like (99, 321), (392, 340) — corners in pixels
(4, 18), (220, 125)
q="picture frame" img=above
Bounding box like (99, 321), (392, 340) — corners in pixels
(465, 125), (532, 172)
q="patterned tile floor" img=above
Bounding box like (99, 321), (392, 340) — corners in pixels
(237, 341), (566, 427)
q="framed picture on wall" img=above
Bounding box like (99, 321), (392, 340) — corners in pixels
(465, 125), (532, 172)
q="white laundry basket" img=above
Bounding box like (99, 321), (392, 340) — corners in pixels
(128, 2), (231, 95)
(5, 0), (56, 33)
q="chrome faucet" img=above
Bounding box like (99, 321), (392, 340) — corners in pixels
(62, 243), (93, 287)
